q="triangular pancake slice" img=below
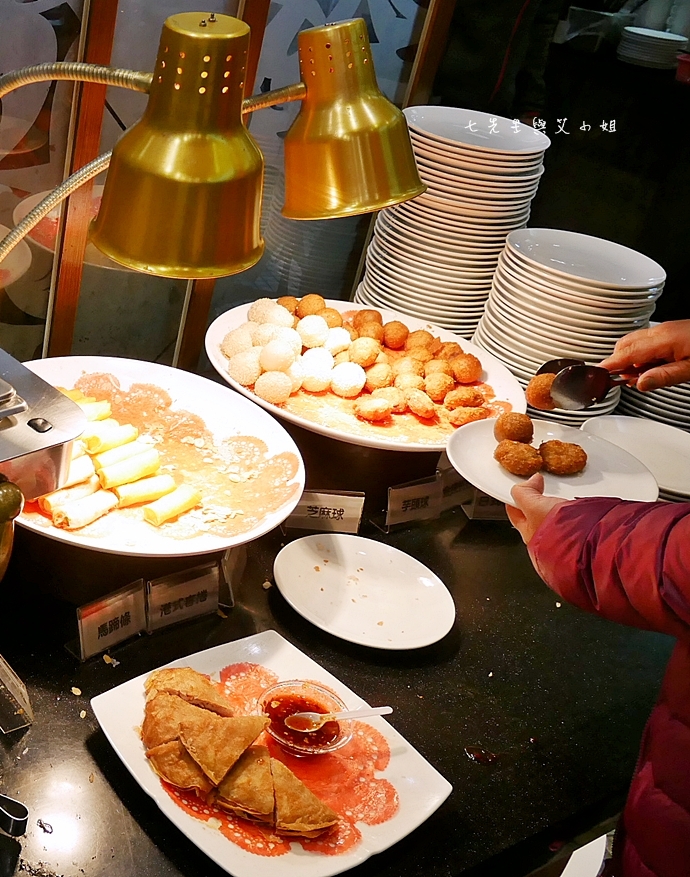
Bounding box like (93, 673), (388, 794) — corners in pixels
(141, 692), (209, 750)
(146, 740), (213, 798)
(179, 712), (269, 786)
(215, 745), (274, 822)
(144, 667), (234, 717)
(270, 758), (339, 837)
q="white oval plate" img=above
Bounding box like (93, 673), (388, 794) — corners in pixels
(20, 356), (305, 556)
(404, 106), (551, 154)
(446, 419), (658, 505)
(205, 300), (525, 452)
(274, 534), (455, 649)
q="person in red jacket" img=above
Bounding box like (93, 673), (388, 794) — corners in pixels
(508, 320), (690, 877)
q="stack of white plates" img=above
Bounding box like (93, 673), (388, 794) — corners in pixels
(617, 382), (690, 433)
(581, 415), (690, 501)
(617, 26), (687, 68)
(354, 106), (550, 338)
(472, 228), (666, 427)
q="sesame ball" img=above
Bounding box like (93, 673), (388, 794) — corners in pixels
(300, 348), (334, 392)
(254, 371), (293, 405)
(349, 336), (380, 368)
(259, 340), (296, 373)
(220, 325), (253, 359)
(320, 307), (343, 328)
(264, 303), (295, 328)
(330, 362), (367, 398)
(296, 314), (330, 348)
(253, 323), (280, 347)
(295, 293), (327, 318)
(227, 348), (262, 387)
(277, 295), (299, 314)
(287, 360), (305, 393)
(247, 297), (275, 323)
(243, 321), (262, 342)
(323, 327), (352, 356)
(273, 326), (303, 357)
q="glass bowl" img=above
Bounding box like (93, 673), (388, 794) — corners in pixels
(259, 679), (353, 756)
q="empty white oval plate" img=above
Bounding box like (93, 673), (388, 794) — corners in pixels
(273, 534), (456, 650)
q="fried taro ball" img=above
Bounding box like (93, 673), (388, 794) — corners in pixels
(494, 440), (543, 476)
(447, 407), (489, 427)
(352, 308), (383, 329)
(383, 320), (409, 349)
(450, 353), (482, 384)
(295, 293), (327, 318)
(525, 373), (557, 411)
(445, 386), (484, 409)
(493, 412), (534, 443)
(353, 396), (392, 422)
(539, 440), (587, 475)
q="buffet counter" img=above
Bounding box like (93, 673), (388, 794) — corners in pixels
(0, 508), (673, 877)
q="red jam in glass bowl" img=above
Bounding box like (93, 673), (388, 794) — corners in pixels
(259, 680), (353, 756)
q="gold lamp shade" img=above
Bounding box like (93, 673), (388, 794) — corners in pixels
(282, 19), (425, 220)
(90, 13), (264, 278)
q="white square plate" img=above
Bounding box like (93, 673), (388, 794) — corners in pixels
(91, 630), (452, 877)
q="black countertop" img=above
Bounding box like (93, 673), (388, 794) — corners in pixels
(0, 509), (674, 877)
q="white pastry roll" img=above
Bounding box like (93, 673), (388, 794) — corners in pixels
(39, 474), (100, 515)
(70, 440), (87, 460)
(62, 454), (97, 488)
(77, 400), (112, 421)
(53, 490), (118, 529)
(84, 424), (139, 455)
(98, 448), (160, 489)
(92, 439), (152, 471)
(143, 484), (202, 526)
(115, 474), (177, 508)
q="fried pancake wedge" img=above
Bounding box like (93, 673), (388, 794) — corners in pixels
(141, 692), (209, 750)
(179, 712), (269, 786)
(144, 667), (234, 716)
(270, 758), (339, 837)
(215, 745), (274, 822)
(146, 740), (213, 798)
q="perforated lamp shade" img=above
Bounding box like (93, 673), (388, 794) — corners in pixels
(90, 13), (264, 279)
(282, 19), (425, 220)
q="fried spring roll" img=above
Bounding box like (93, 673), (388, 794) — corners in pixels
(81, 419), (119, 441)
(143, 484), (202, 526)
(39, 474), (100, 515)
(78, 400), (112, 421)
(71, 440), (86, 460)
(53, 490), (118, 529)
(115, 474), (176, 508)
(92, 439), (152, 471)
(98, 448), (160, 490)
(84, 424), (139, 455)
(62, 454), (97, 488)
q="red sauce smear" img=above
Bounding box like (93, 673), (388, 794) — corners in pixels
(161, 662), (399, 858)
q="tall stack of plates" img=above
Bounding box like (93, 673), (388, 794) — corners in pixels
(472, 228), (666, 427)
(617, 26), (687, 68)
(354, 106), (550, 339)
(617, 382), (690, 432)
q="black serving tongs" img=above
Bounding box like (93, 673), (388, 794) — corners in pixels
(537, 358), (658, 411)
(0, 793), (28, 837)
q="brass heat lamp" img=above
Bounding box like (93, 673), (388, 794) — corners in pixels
(0, 13), (425, 279)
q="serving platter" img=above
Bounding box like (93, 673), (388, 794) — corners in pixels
(205, 299), (525, 452)
(20, 356), (305, 556)
(91, 630), (452, 877)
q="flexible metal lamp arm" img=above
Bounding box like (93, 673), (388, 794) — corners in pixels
(0, 63), (152, 100)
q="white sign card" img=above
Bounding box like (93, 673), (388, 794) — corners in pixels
(386, 476), (442, 527)
(146, 563), (220, 633)
(77, 580), (146, 660)
(284, 490), (365, 533)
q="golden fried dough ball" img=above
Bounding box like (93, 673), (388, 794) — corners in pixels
(334, 350), (350, 365)
(406, 389), (436, 419)
(425, 359), (453, 378)
(539, 440), (587, 475)
(353, 396), (392, 422)
(372, 386), (407, 414)
(436, 341), (464, 361)
(352, 308), (383, 329)
(405, 329), (435, 351)
(494, 413), (534, 444)
(349, 336), (381, 368)
(407, 346), (434, 364)
(277, 295), (299, 314)
(445, 386), (485, 409)
(382, 320), (409, 350)
(357, 321), (385, 343)
(425, 373), (455, 403)
(494, 440), (543, 476)
(295, 293), (327, 318)
(375, 350), (391, 365)
(429, 336), (443, 356)
(394, 373), (425, 392)
(320, 307), (344, 328)
(451, 353), (483, 384)
(391, 356), (424, 377)
(525, 374), (557, 411)
(344, 324), (359, 341)
(447, 407), (490, 427)
(365, 362), (393, 392)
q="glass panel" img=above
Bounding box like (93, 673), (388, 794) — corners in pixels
(0, 0), (84, 361)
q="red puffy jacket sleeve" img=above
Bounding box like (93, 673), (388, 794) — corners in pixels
(528, 498), (690, 638)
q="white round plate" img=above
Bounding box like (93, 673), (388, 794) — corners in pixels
(0, 223), (32, 286)
(21, 356), (305, 556)
(273, 534), (456, 649)
(580, 415), (690, 494)
(206, 300), (525, 452)
(404, 106), (551, 154)
(446, 418), (658, 505)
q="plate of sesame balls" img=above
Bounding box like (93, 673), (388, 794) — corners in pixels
(205, 296), (525, 451)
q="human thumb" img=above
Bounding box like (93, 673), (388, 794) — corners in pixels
(510, 472), (545, 510)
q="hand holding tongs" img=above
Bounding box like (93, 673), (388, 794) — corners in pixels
(536, 358), (663, 410)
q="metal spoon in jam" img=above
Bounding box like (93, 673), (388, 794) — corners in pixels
(284, 705), (393, 733)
